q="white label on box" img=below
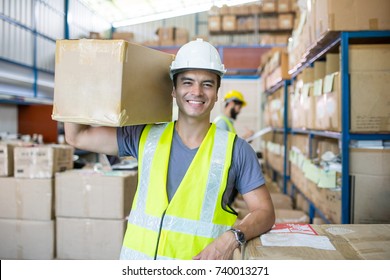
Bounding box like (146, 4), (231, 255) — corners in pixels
(261, 233), (336, 250)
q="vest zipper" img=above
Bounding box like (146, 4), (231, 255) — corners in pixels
(153, 209), (167, 260)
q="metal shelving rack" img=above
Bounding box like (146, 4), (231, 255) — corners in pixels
(264, 30), (390, 224)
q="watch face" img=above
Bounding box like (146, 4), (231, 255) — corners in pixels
(237, 231), (245, 243)
(231, 228), (246, 245)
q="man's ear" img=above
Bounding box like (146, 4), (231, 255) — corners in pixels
(172, 88), (176, 98)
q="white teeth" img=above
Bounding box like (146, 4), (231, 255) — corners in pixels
(188, 100), (204, 104)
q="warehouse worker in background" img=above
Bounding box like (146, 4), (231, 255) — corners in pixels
(64, 38), (275, 260)
(213, 90), (254, 140)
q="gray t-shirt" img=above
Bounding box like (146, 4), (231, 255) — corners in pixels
(117, 124), (265, 208)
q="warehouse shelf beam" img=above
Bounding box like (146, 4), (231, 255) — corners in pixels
(282, 80), (291, 194)
(290, 128), (341, 139)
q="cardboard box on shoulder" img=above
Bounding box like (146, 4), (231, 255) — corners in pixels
(14, 144), (73, 179)
(52, 39), (174, 126)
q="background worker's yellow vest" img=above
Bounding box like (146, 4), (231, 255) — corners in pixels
(120, 122), (237, 260)
(214, 115), (236, 133)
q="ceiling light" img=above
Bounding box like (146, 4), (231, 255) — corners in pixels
(112, 0), (260, 27)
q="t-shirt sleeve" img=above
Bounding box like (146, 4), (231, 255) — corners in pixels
(116, 125), (146, 159)
(232, 138), (265, 194)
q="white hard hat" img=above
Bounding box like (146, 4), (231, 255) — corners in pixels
(170, 38), (226, 79)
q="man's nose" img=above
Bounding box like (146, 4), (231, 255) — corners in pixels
(191, 83), (202, 95)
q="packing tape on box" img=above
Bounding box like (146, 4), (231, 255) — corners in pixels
(56, 39), (127, 65)
(15, 180), (23, 219)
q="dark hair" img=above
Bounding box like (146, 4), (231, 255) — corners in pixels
(172, 71), (221, 89)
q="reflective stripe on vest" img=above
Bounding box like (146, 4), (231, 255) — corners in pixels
(120, 122), (237, 260)
(214, 115), (236, 133)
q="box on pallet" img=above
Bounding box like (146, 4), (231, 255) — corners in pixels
(52, 39), (174, 126)
(14, 145), (74, 179)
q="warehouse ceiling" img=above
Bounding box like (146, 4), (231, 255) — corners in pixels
(81, 0), (261, 27)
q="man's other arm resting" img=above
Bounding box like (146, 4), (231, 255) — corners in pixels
(193, 186), (275, 260)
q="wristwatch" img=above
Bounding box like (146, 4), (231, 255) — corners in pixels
(229, 228), (246, 247)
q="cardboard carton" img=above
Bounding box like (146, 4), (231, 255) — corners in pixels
(222, 15), (237, 31)
(0, 142), (14, 176)
(350, 148), (390, 223)
(275, 209), (310, 223)
(350, 71), (390, 132)
(315, 0), (390, 40)
(238, 224), (390, 259)
(55, 169), (137, 219)
(14, 145), (74, 179)
(52, 39), (174, 126)
(0, 219), (55, 260)
(56, 217), (126, 260)
(0, 178), (54, 220)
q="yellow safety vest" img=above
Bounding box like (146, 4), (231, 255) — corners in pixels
(120, 122), (237, 260)
(213, 115), (236, 134)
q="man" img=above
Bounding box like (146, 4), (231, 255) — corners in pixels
(214, 90), (254, 140)
(64, 38), (275, 260)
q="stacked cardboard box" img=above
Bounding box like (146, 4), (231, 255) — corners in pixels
(0, 177), (55, 259)
(288, 0), (390, 73)
(349, 44), (390, 132)
(350, 148), (390, 223)
(260, 48), (290, 91)
(55, 169), (137, 259)
(0, 144), (73, 259)
(0, 142), (15, 177)
(289, 135), (342, 223)
(156, 27), (189, 46)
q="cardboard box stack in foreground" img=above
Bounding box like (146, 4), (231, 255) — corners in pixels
(55, 169), (138, 260)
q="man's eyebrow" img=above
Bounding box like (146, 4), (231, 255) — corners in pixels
(180, 76), (216, 84)
(179, 76), (195, 82)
